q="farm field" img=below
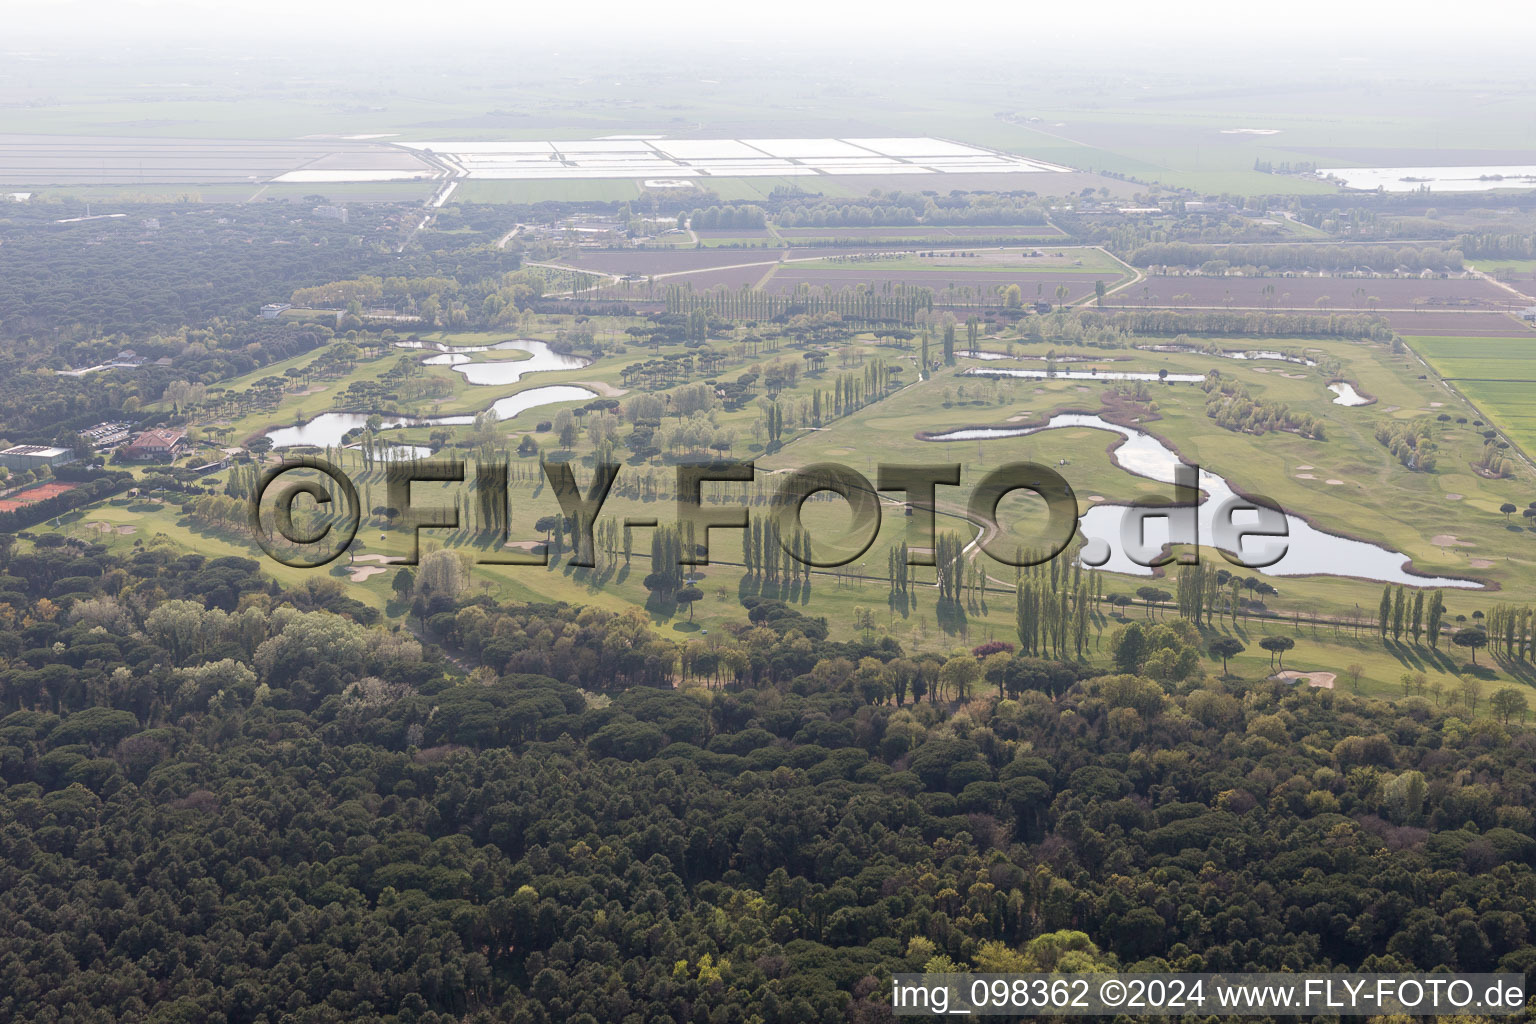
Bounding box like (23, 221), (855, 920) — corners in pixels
(562, 248), (781, 276)
(559, 245), (1136, 307)
(1471, 258), (1536, 275)
(1451, 380), (1536, 458)
(453, 178), (647, 203)
(11, 183), (264, 203)
(656, 265), (781, 292)
(1384, 311), (1533, 336)
(937, 96), (1536, 195)
(1406, 331), (1536, 457)
(1405, 333), (1536, 380)
(774, 224), (1066, 241)
(448, 171), (1130, 204)
(1121, 274), (1518, 310)
(789, 247), (1127, 274)
(692, 228), (779, 247)
(1470, 258), (1536, 294)
(759, 265), (1122, 303)
(0, 133), (437, 186)
(694, 236), (783, 248)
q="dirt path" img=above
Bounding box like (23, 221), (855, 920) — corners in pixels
(522, 260), (623, 297)
(567, 380), (628, 397)
(1468, 264), (1536, 304)
(639, 244), (1118, 286)
(1068, 246), (1143, 308)
(651, 257), (783, 281)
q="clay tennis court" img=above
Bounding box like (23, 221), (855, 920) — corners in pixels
(0, 481), (76, 512)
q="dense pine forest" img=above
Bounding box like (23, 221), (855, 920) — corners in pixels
(1, 535), (1533, 1023)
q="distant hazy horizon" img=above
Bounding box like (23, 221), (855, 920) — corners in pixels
(8, 0), (1536, 60)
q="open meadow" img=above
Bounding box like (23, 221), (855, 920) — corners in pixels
(1404, 333), (1536, 459)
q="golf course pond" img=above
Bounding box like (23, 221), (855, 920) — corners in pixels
(926, 414), (1481, 588)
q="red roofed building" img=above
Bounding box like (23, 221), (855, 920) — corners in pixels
(123, 428), (187, 462)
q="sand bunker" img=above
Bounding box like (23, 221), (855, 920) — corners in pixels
(1470, 558), (1495, 568)
(352, 553), (402, 564)
(1273, 670), (1336, 689)
(1430, 402), (1444, 407)
(1296, 465), (1314, 471)
(1295, 473), (1317, 480)
(349, 567), (387, 583)
(1431, 535), (1475, 547)
(1326, 479), (1345, 485)
(1445, 493), (1464, 501)
(1088, 495), (1105, 502)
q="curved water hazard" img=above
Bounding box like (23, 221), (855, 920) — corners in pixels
(1144, 344), (1317, 366)
(396, 339), (590, 385)
(925, 414), (1480, 588)
(264, 385), (597, 448)
(264, 339), (597, 448)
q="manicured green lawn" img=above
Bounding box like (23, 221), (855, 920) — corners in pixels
(1402, 334), (1536, 458)
(1406, 334), (1536, 380)
(37, 310), (1536, 688)
(1452, 380), (1536, 458)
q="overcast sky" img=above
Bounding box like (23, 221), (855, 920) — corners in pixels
(9, 0), (1536, 55)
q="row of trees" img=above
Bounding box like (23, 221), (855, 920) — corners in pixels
(773, 193), (1047, 229)
(664, 282), (936, 324)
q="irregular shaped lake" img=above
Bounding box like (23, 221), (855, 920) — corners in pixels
(925, 413), (1479, 588)
(264, 385), (596, 448)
